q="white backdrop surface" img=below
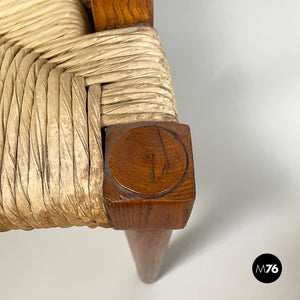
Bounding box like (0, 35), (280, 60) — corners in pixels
(0, 1), (299, 299)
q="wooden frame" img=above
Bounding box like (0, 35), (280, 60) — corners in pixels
(91, 0), (153, 31)
(90, 0), (196, 283)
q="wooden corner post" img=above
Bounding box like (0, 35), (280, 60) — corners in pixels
(104, 122), (195, 282)
(91, 0), (196, 283)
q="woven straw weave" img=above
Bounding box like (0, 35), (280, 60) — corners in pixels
(0, 0), (177, 231)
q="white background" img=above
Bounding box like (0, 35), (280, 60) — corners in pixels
(1, 0), (300, 299)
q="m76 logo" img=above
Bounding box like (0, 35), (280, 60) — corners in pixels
(255, 264), (279, 274)
(252, 254), (282, 283)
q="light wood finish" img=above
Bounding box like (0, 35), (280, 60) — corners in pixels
(91, 0), (153, 31)
(126, 230), (172, 283)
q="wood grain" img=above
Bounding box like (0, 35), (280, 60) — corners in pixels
(91, 0), (153, 31)
(103, 122), (195, 230)
(109, 126), (187, 196)
(126, 230), (172, 283)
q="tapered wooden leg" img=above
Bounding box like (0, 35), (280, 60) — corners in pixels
(125, 229), (172, 283)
